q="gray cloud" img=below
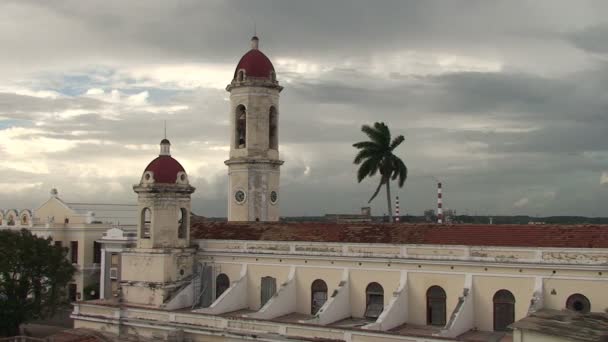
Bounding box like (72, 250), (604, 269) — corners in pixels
(0, 1), (607, 217)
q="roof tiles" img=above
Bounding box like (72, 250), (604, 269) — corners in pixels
(190, 221), (608, 248)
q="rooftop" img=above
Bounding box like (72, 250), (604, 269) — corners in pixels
(190, 221), (608, 248)
(511, 309), (608, 342)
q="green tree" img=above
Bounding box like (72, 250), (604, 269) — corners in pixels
(353, 122), (408, 223)
(0, 229), (76, 337)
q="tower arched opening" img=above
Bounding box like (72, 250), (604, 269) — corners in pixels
(178, 208), (187, 239)
(269, 106), (278, 150)
(235, 105), (247, 148)
(141, 208), (151, 239)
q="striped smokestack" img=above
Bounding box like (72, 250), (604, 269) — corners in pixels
(437, 182), (443, 224)
(395, 196), (400, 223)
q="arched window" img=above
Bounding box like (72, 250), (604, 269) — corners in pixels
(141, 208), (151, 239)
(7, 214), (15, 226)
(365, 282), (384, 319)
(311, 279), (328, 315)
(216, 273), (230, 299)
(260, 276), (276, 308)
(427, 286), (446, 326)
(237, 70), (244, 82)
(235, 105), (246, 148)
(269, 106), (278, 150)
(21, 214), (28, 225)
(178, 208), (187, 239)
(0, 213), (3, 225)
(566, 293), (591, 313)
(493, 289), (515, 331)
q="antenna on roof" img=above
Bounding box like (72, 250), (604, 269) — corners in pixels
(254, 21), (257, 37)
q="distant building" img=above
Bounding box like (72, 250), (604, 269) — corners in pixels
(97, 227), (136, 299)
(325, 207), (373, 223)
(0, 189), (136, 301)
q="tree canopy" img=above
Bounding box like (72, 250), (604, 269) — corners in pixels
(0, 229), (76, 337)
(353, 122), (408, 222)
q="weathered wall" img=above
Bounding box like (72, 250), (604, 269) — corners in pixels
(349, 269), (401, 318)
(407, 272), (464, 326)
(543, 278), (608, 313)
(294, 266), (343, 315)
(472, 276), (535, 331)
(246, 264), (291, 310)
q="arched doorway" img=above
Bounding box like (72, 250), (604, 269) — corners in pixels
(260, 276), (276, 308)
(493, 289), (515, 331)
(310, 279), (328, 315)
(426, 286), (446, 326)
(365, 282), (384, 319)
(216, 273), (230, 299)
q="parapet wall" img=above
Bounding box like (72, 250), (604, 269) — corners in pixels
(196, 239), (608, 265)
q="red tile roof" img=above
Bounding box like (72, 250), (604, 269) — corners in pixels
(190, 222), (608, 248)
(234, 49), (275, 79)
(144, 155), (185, 183)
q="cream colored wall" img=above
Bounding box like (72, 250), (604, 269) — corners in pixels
(294, 267), (343, 315)
(349, 269), (401, 318)
(543, 278), (608, 313)
(34, 198), (74, 223)
(407, 272), (465, 326)
(472, 276), (535, 331)
(122, 250), (193, 284)
(246, 264), (291, 310)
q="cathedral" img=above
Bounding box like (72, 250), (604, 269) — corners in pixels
(70, 36), (608, 342)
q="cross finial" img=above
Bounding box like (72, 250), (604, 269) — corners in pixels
(164, 120), (167, 139)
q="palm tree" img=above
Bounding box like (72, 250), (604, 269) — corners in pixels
(353, 122), (408, 223)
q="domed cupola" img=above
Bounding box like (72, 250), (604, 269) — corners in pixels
(227, 36), (282, 90)
(141, 139), (189, 185)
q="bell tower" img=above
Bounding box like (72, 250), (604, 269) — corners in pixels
(120, 138), (197, 308)
(225, 36), (283, 222)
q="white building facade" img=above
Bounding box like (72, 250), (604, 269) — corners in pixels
(0, 189), (136, 301)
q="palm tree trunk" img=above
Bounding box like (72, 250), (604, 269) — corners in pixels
(386, 180), (393, 223)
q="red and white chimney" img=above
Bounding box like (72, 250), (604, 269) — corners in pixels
(437, 182), (443, 224)
(395, 196), (400, 223)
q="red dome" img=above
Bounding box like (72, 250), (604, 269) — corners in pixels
(144, 156), (185, 184)
(234, 49), (275, 79)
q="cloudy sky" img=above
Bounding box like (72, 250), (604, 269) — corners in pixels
(1, 0), (608, 217)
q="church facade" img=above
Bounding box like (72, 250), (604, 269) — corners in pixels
(71, 37), (608, 342)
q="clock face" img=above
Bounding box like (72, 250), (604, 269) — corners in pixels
(270, 191), (278, 204)
(235, 190), (246, 204)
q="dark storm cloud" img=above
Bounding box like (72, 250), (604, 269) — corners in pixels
(569, 25), (608, 55)
(0, 0), (607, 216)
